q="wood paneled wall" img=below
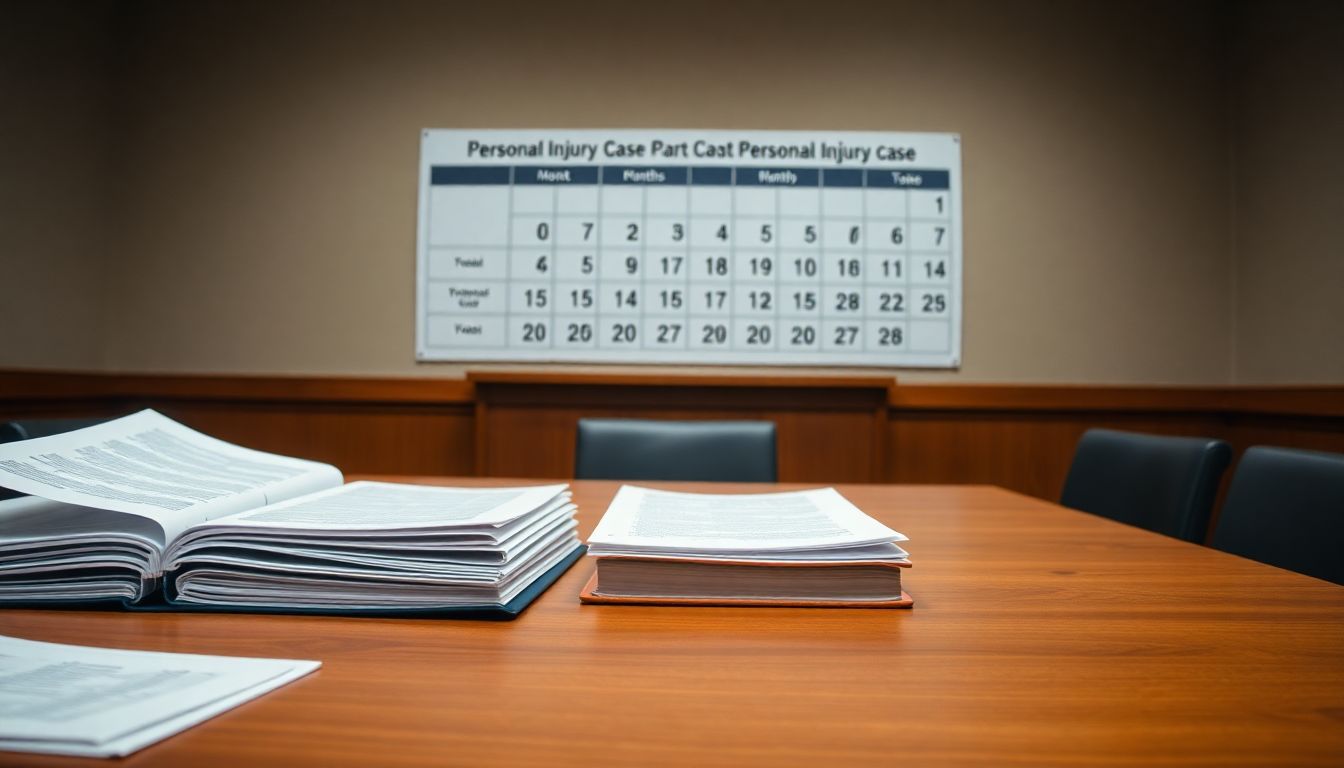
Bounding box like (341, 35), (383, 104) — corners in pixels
(3, 370), (1341, 509)
(470, 373), (892, 482)
(886, 385), (1344, 501)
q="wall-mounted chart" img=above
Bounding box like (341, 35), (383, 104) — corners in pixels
(415, 129), (962, 367)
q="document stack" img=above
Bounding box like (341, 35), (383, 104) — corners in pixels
(0, 410), (583, 618)
(163, 480), (579, 612)
(580, 486), (912, 607)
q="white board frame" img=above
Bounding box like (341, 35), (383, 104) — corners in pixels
(415, 129), (962, 368)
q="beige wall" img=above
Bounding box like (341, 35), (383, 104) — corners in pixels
(5, 1), (1337, 384)
(0, 2), (116, 370)
(1230, 1), (1344, 384)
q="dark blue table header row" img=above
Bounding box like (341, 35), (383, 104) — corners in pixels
(431, 166), (950, 189)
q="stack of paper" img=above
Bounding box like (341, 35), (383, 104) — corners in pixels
(0, 411), (583, 616)
(0, 635), (318, 758)
(0, 495), (165, 603)
(165, 482), (578, 609)
(581, 486), (913, 607)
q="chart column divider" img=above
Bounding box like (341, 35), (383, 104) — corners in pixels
(684, 167), (692, 350)
(640, 183), (648, 350)
(729, 166), (737, 349)
(861, 168), (869, 352)
(595, 166), (604, 351)
(550, 181), (558, 351)
(505, 165), (515, 324)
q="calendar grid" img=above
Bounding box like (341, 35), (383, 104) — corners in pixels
(418, 131), (960, 367)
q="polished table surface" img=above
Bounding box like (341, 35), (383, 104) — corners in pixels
(2, 479), (1343, 767)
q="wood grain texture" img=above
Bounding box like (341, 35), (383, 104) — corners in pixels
(0, 371), (479, 477)
(153, 403), (476, 477)
(889, 383), (1231, 411)
(467, 370), (897, 390)
(1, 480), (1340, 767)
(0, 370), (476, 404)
(2, 371), (1341, 507)
(1218, 386), (1344, 418)
(887, 413), (1244, 504)
(885, 385), (1344, 520)
(891, 383), (1344, 416)
(471, 375), (890, 481)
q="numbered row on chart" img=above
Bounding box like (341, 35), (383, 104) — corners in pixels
(477, 182), (952, 217)
(430, 214), (952, 251)
(425, 317), (952, 353)
(427, 250), (953, 284)
(430, 185), (951, 233)
(426, 283), (952, 318)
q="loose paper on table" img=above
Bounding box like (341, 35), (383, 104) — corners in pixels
(0, 635), (319, 758)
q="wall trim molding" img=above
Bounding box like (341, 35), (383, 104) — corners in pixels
(2, 369), (1340, 418)
(467, 371), (897, 390)
(2, 368), (1339, 503)
(889, 384), (1344, 417)
(0, 370), (475, 405)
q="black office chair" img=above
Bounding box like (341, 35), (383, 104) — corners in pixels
(1211, 446), (1344, 585)
(1060, 428), (1231, 543)
(0, 417), (111, 500)
(574, 418), (777, 482)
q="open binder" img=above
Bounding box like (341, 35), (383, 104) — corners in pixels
(0, 411), (583, 620)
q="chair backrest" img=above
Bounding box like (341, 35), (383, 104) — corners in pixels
(574, 418), (777, 482)
(1060, 428), (1231, 542)
(1211, 446), (1344, 585)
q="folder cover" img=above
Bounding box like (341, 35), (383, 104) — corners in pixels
(578, 556), (913, 608)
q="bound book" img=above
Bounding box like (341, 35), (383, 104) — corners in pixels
(579, 485), (913, 608)
(0, 410), (583, 618)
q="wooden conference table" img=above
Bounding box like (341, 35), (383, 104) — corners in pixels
(2, 479), (1343, 767)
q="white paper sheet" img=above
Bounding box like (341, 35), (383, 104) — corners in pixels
(0, 410), (343, 541)
(216, 481), (569, 529)
(0, 635), (319, 758)
(586, 486), (907, 557)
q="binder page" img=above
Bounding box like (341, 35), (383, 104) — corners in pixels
(208, 481), (570, 530)
(587, 486), (907, 556)
(0, 496), (165, 549)
(0, 497), (166, 601)
(0, 410), (343, 540)
(0, 635), (319, 758)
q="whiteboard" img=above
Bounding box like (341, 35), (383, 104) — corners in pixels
(415, 129), (962, 367)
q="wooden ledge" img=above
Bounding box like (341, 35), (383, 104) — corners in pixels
(0, 370), (475, 405)
(466, 371), (897, 390)
(889, 384), (1344, 417)
(3, 370), (1339, 418)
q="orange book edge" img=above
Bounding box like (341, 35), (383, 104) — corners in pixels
(578, 557), (914, 608)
